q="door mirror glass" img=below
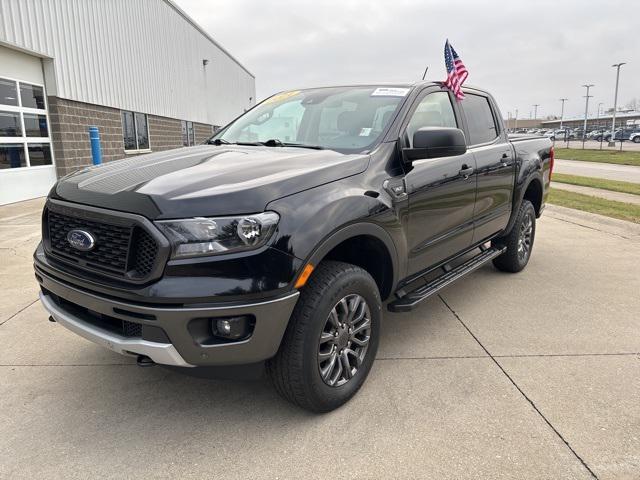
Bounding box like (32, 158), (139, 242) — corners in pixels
(403, 127), (467, 162)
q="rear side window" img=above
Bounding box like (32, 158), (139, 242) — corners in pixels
(463, 94), (498, 145)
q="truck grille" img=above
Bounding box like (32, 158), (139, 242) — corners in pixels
(45, 207), (159, 280)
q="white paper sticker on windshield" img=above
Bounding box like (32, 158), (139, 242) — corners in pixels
(371, 87), (410, 97)
(359, 127), (372, 136)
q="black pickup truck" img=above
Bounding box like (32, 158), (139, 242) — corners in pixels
(35, 82), (553, 412)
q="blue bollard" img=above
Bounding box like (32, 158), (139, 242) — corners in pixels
(88, 126), (102, 165)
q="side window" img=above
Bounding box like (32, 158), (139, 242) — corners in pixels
(463, 94), (498, 145)
(405, 92), (457, 147)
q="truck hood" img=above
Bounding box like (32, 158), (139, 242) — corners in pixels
(54, 145), (369, 219)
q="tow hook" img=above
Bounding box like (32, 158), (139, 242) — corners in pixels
(48, 316), (56, 323)
(136, 355), (156, 367)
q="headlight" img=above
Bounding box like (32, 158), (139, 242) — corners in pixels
(155, 212), (279, 259)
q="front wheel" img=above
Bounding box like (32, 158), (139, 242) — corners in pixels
(633, 136), (640, 144)
(266, 261), (381, 412)
(492, 199), (536, 273)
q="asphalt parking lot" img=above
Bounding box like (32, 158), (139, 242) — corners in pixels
(1, 198), (639, 480)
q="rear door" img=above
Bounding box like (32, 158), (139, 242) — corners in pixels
(459, 92), (515, 243)
(403, 88), (477, 276)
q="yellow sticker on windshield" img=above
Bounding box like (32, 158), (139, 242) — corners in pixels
(263, 90), (301, 105)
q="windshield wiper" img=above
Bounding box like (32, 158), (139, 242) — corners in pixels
(209, 139), (263, 146)
(260, 139), (325, 150)
(211, 138), (324, 150)
(281, 142), (325, 150)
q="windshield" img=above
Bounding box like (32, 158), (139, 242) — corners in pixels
(212, 86), (410, 153)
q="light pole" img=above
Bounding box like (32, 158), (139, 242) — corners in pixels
(597, 102), (604, 149)
(609, 62), (626, 146)
(514, 108), (518, 131)
(532, 104), (540, 120)
(596, 102), (604, 126)
(582, 84), (594, 145)
(559, 98), (568, 130)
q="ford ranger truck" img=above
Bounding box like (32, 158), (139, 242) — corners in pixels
(35, 83), (553, 412)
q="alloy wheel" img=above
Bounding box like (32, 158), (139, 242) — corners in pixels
(317, 294), (371, 387)
(517, 212), (533, 261)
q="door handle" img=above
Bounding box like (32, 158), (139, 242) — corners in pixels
(459, 165), (474, 179)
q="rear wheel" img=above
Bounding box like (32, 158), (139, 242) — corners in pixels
(492, 199), (536, 273)
(266, 261), (381, 412)
(633, 136), (640, 143)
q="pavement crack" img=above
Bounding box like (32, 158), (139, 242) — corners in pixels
(376, 355), (488, 361)
(546, 213), (635, 241)
(0, 298), (39, 326)
(438, 294), (600, 480)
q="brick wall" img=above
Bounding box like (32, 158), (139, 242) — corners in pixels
(48, 97), (124, 178)
(148, 116), (183, 151)
(48, 97), (217, 178)
(194, 122), (215, 144)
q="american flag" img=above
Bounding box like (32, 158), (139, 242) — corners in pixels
(443, 40), (468, 100)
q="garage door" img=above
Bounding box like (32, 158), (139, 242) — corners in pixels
(0, 46), (56, 205)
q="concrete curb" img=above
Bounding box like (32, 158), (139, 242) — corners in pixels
(545, 204), (640, 242)
(551, 182), (640, 205)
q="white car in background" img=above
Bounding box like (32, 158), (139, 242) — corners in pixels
(545, 129), (571, 141)
(630, 132), (640, 143)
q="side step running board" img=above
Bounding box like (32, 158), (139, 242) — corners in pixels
(388, 246), (506, 313)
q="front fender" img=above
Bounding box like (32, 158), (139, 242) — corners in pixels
(266, 175), (404, 291)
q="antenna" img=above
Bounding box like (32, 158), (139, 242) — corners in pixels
(421, 66), (429, 80)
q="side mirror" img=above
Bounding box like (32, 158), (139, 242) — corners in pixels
(403, 127), (467, 163)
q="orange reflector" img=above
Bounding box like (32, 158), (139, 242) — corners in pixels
(294, 264), (315, 289)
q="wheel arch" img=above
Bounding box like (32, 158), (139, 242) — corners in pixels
(304, 223), (399, 301)
(522, 176), (543, 216)
(503, 174), (544, 236)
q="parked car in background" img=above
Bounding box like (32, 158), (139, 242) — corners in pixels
(605, 128), (640, 142)
(591, 130), (610, 142)
(630, 132), (640, 143)
(545, 129), (574, 141)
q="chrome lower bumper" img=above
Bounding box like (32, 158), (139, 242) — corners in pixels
(40, 292), (193, 367)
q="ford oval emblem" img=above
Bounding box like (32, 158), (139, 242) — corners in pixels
(66, 229), (96, 251)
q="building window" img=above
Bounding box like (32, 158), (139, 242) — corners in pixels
(0, 77), (52, 169)
(19, 83), (45, 109)
(0, 144), (26, 169)
(181, 120), (195, 146)
(0, 111), (22, 136)
(121, 111), (150, 152)
(0, 79), (18, 106)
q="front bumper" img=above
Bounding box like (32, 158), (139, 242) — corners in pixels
(37, 266), (299, 367)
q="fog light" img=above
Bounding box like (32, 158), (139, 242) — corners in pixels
(212, 316), (252, 340)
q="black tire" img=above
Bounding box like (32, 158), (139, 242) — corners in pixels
(633, 136), (640, 144)
(266, 261), (381, 412)
(492, 199), (536, 273)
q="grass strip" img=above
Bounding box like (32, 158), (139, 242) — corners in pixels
(553, 148), (640, 167)
(548, 189), (640, 224)
(552, 173), (640, 196)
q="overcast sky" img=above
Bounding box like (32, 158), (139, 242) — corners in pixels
(175, 0), (638, 120)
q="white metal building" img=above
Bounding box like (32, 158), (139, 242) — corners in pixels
(0, 0), (255, 205)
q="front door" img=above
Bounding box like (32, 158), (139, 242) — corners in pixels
(403, 90), (477, 276)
